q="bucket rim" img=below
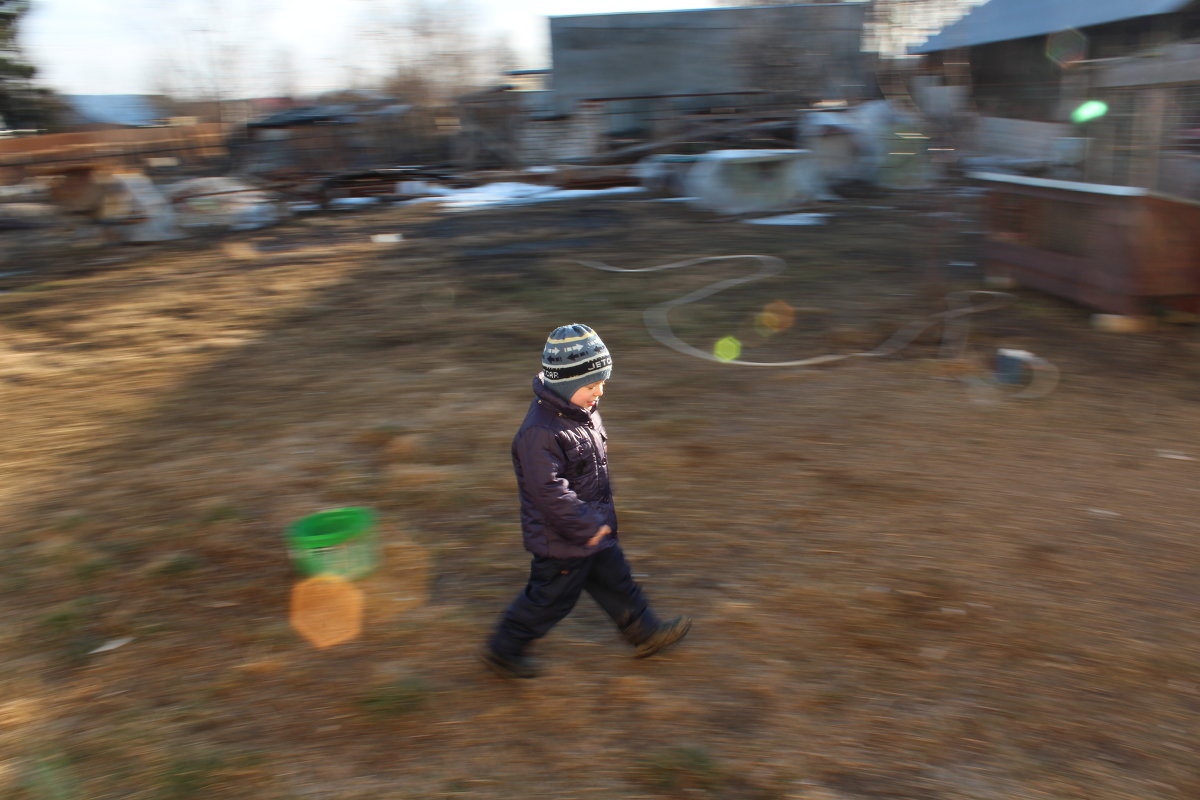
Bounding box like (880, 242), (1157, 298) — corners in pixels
(287, 507), (375, 549)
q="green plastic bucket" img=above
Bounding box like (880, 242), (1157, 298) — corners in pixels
(286, 507), (379, 580)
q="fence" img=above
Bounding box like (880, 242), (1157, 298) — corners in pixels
(1084, 43), (1200, 200)
(0, 124), (230, 183)
(0, 110), (451, 186)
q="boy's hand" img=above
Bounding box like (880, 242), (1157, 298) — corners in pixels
(587, 525), (612, 547)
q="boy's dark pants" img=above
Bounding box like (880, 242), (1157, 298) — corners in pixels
(488, 543), (661, 659)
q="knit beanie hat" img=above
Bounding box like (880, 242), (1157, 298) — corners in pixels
(541, 323), (612, 400)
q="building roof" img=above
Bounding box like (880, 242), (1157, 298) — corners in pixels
(910, 0), (1195, 54)
(64, 94), (165, 127)
(550, 2), (867, 21)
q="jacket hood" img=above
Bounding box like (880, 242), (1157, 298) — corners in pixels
(533, 373), (593, 421)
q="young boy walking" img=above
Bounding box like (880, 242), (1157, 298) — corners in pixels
(482, 323), (691, 679)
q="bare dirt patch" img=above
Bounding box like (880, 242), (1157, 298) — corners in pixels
(3, 189), (1199, 799)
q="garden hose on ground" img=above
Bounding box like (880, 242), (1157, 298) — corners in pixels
(574, 254), (1060, 399)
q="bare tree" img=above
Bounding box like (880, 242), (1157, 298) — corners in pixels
(270, 47), (298, 102)
(352, 0), (515, 106)
(732, 19), (832, 105)
(140, 0), (276, 118)
(488, 34), (520, 79)
(717, 5), (870, 106)
(2, 0), (58, 130)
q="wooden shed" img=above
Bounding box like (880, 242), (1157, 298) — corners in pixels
(972, 171), (1200, 315)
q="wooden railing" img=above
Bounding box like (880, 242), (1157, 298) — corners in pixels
(0, 124), (230, 182)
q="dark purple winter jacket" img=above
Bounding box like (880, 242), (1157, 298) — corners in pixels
(512, 374), (618, 558)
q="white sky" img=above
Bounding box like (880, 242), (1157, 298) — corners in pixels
(20, 0), (725, 97)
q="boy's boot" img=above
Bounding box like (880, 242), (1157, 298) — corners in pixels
(480, 647), (540, 679)
(631, 616), (692, 658)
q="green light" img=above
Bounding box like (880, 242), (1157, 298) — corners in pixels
(1071, 100), (1108, 124)
(713, 336), (742, 362)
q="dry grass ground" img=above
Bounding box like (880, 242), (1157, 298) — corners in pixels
(2, 188), (1199, 800)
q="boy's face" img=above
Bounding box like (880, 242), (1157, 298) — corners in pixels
(569, 380), (606, 411)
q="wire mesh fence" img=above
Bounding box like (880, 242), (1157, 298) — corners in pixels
(1087, 82), (1200, 200)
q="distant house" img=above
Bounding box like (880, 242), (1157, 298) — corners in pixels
(502, 3), (871, 165)
(168, 98), (291, 127)
(61, 95), (169, 129)
(911, 0), (1200, 121)
(907, 0), (1200, 188)
(911, 0), (1200, 316)
(548, 4), (871, 130)
(229, 96), (437, 176)
(908, 0), (1200, 197)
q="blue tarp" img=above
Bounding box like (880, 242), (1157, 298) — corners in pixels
(64, 94), (164, 127)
